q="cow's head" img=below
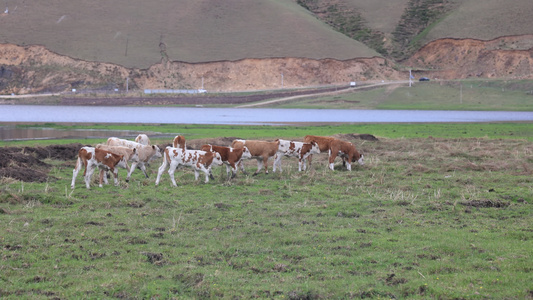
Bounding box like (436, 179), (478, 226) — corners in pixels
(130, 147), (140, 162)
(356, 153), (364, 165)
(213, 152), (224, 166)
(153, 145), (163, 158)
(309, 141), (320, 154)
(241, 146), (252, 159)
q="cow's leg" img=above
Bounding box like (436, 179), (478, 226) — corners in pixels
(101, 169), (110, 185)
(155, 159), (168, 186)
(263, 156), (270, 174)
(209, 167), (215, 180)
(111, 168), (120, 185)
(138, 163), (149, 178)
(328, 147), (339, 171)
(167, 162), (179, 187)
(273, 153), (283, 173)
(328, 149), (337, 171)
(71, 157), (82, 189)
(346, 162), (352, 171)
(99, 168), (105, 188)
(298, 158), (303, 172)
(236, 160), (245, 175)
(228, 164), (237, 179)
(199, 167), (210, 183)
(307, 154), (313, 168)
(126, 161), (138, 182)
(193, 169), (201, 182)
(253, 158), (264, 176)
(85, 164), (96, 189)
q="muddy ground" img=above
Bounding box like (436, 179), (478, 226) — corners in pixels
(0, 134), (376, 183)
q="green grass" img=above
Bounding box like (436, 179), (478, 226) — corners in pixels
(272, 80), (533, 111)
(1, 123), (533, 298)
(2, 122), (533, 148)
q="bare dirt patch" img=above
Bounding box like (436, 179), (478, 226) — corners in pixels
(0, 143), (82, 182)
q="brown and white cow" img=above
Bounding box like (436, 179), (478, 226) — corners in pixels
(231, 139), (280, 175)
(135, 134), (151, 145)
(71, 147), (127, 189)
(273, 139), (320, 172)
(200, 144), (252, 179)
(155, 147), (223, 186)
(106, 137), (162, 181)
(172, 135), (186, 148)
(95, 144), (138, 173)
(303, 135), (364, 171)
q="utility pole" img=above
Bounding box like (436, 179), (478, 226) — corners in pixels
(460, 83), (463, 104)
(409, 69), (413, 87)
(126, 77), (129, 93)
(281, 72), (284, 88)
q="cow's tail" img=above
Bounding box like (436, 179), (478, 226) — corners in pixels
(72, 155), (84, 175)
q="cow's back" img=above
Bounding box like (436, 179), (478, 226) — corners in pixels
(135, 134), (151, 145)
(242, 140), (278, 157)
(304, 135), (335, 152)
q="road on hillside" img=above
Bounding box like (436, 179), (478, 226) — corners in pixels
(235, 81), (409, 108)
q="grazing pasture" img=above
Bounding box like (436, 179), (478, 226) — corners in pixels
(0, 124), (532, 299)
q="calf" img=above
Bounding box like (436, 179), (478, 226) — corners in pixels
(155, 147), (223, 186)
(172, 135), (186, 148)
(273, 139), (320, 172)
(200, 144), (252, 179)
(71, 147), (126, 189)
(303, 135), (364, 171)
(231, 139), (280, 175)
(95, 144), (138, 173)
(135, 134), (151, 145)
(336, 139), (365, 171)
(106, 137), (162, 181)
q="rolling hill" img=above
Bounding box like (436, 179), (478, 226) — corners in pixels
(0, 0), (378, 68)
(0, 0), (532, 94)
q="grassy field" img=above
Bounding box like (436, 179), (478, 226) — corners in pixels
(1, 123), (532, 298)
(271, 80), (533, 111)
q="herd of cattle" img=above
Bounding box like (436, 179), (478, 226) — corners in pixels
(70, 134), (365, 189)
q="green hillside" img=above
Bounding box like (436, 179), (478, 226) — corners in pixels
(422, 0), (533, 41)
(296, 0), (533, 59)
(0, 0), (378, 68)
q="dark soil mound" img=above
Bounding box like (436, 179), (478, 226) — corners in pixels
(0, 143), (83, 182)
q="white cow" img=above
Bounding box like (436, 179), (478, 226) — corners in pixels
(273, 139), (320, 172)
(135, 134), (151, 145)
(106, 137), (162, 181)
(155, 147), (223, 186)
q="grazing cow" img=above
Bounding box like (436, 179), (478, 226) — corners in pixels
(135, 134), (151, 145)
(335, 139), (365, 170)
(273, 139), (320, 172)
(231, 139), (280, 175)
(303, 135), (364, 171)
(71, 147), (127, 189)
(172, 135), (186, 148)
(106, 137), (162, 181)
(200, 144), (252, 179)
(155, 147), (223, 186)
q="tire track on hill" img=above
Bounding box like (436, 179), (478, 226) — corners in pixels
(235, 81), (408, 108)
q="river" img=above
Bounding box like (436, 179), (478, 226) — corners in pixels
(1, 105), (532, 140)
